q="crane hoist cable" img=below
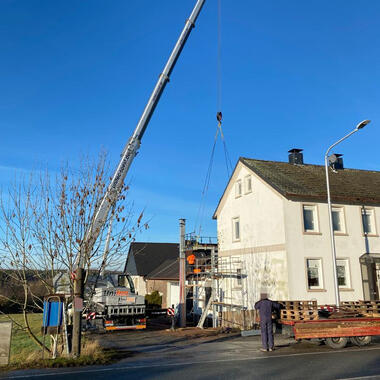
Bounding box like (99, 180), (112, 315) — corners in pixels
(194, 113), (233, 237)
(217, 0), (222, 114)
(194, 0), (234, 236)
(216, 0), (233, 177)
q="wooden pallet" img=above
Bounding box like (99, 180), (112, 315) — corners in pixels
(340, 303), (380, 314)
(363, 313), (380, 318)
(341, 301), (380, 307)
(281, 309), (318, 321)
(337, 301), (380, 318)
(278, 300), (317, 308)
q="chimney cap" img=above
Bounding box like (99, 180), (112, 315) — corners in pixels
(288, 148), (303, 154)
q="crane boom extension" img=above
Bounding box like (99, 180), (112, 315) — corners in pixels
(77, 0), (205, 268)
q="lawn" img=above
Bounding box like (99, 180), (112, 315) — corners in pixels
(0, 313), (120, 370)
(0, 313), (47, 364)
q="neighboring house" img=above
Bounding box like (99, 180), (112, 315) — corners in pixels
(147, 259), (180, 309)
(124, 242), (180, 308)
(213, 149), (380, 307)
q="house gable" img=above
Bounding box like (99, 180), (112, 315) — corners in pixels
(216, 160), (286, 254)
(213, 159), (285, 220)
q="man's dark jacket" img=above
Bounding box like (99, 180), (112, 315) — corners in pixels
(254, 298), (281, 321)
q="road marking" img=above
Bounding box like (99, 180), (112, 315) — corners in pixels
(337, 376), (380, 380)
(5, 346), (380, 379)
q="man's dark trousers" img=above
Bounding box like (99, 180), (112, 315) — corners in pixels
(260, 320), (273, 350)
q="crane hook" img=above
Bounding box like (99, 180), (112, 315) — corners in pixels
(216, 111), (222, 126)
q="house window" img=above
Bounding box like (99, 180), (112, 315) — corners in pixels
(303, 205), (318, 233)
(332, 207), (345, 233)
(244, 175), (252, 194)
(237, 268), (242, 286)
(306, 259), (323, 289)
(362, 208), (376, 235)
(235, 180), (242, 198)
(336, 259), (350, 288)
(232, 217), (240, 241)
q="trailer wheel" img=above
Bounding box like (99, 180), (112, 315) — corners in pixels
(350, 336), (372, 346)
(326, 337), (348, 349)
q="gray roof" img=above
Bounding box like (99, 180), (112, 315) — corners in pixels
(147, 258), (179, 280)
(241, 157), (380, 205)
(124, 242), (179, 277)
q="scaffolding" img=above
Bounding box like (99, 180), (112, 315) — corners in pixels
(188, 251), (249, 330)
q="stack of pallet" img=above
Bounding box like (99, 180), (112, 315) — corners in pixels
(340, 301), (380, 317)
(279, 300), (318, 321)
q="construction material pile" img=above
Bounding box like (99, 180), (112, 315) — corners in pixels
(278, 300), (380, 321)
(340, 301), (380, 317)
(278, 300), (318, 321)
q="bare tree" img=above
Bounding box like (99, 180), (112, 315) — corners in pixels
(0, 152), (147, 351)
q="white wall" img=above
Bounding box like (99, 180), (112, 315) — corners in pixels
(131, 275), (147, 296)
(216, 162), (289, 305)
(167, 282), (179, 309)
(217, 162), (286, 253)
(284, 200), (380, 304)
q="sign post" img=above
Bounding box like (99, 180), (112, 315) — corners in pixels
(0, 321), (12, 366)
(167, 305), (176, 331)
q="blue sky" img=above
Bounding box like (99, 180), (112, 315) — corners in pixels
(1, 0), (380, 243)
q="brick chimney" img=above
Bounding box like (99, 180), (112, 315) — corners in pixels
(288, 148), (304, 165)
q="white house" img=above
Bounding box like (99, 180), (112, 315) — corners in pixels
(213, 149), (380, 308)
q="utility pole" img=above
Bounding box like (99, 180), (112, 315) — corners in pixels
(179, 219), (186, 327)
(211, 246), (217, 328)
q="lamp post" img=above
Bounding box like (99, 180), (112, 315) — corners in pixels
(324, 119), (370, 307)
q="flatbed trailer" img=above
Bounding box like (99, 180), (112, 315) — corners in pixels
(280, 317), (380, 349)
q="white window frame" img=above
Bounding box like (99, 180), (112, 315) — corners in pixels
(306, 258), (324, 290)
(235, 180), (242, 198)
(236, 268), (242, 287)
(332, 206), (346, 234)
(361, 207), (377, 236)
(232, 217), (240, 242)
(302, 204), (319, 233)
(336, 258), (351, 289)
(244, 175), (252, 194)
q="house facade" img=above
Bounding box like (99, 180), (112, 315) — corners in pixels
(213, 149), (380, 307)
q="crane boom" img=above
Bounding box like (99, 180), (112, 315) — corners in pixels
(77, 0), (205, 268)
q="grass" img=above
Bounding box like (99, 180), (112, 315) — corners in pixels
(0, 314), (124, 372)
(0, 313), (45, 364)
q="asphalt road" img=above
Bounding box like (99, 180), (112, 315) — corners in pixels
(3, 335), (380, 380)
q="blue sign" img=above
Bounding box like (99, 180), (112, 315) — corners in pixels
(43, 298), (63, 328)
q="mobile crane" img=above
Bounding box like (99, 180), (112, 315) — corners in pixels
(71, 0), (206, 356)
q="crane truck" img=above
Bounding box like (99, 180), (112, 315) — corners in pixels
(81, 272), (146, 331)
(71, 0), (205, 351)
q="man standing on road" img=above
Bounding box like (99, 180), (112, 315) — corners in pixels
(254, 292), (281, 352)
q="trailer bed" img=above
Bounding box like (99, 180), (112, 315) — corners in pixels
(281, 317), (380, 340)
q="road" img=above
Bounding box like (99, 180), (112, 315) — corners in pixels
(3, 334), (380, 380)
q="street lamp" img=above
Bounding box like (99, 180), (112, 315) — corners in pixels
(324, 120), (370, 307)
